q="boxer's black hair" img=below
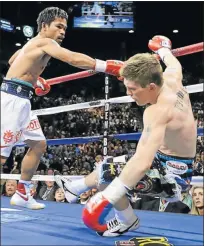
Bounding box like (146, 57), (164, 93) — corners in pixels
(37, 7), (68, 32)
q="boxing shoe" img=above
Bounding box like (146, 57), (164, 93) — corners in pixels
(97, 216), (140, 237)
(54, 171), (78, 203)
(10, 183), (45, 210)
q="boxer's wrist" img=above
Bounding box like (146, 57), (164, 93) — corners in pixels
(95, 59), (107, 72)
(102, 177), (128, 204)
(158, 47), (172, 61)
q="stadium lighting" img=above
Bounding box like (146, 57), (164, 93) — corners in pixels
(173, 30), (179, 33)
(129, 30), (134, 33)
(15, 43), (21, 46)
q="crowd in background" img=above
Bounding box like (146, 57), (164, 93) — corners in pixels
(1, 65), (204, 216)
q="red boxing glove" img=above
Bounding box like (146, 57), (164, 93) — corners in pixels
(35, 77), (51, 96)
(148, 35), (172, 54)
(82, 192), (112, 232)
(95, 59), (124, 77)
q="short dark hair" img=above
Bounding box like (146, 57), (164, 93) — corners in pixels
(37, 7), (68, 32)
(120, 53), (163, 88)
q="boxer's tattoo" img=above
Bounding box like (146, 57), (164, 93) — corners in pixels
(141, 125), (151, 143)
(175, 89), (189, 111)
(145, 125), (151, 135)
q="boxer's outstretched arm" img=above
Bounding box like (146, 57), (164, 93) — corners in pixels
(42, 38), (95, 70)
(118, 105), (171, 189)
(148, 36), (183, 85)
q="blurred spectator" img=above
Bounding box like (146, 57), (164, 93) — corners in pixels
(189, 186), (204, 215)
(2, 180), (17, 197)
(94, 155), (103, 169)
(131, 195), (190, 214)
(54, 188), (66, 202)
(37, 181), (57, 201)
(78, 190), (91, 204)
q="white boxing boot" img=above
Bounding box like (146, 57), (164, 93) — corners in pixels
(10, 182), (45, 210)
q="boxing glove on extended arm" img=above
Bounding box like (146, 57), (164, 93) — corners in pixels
(148, 35), (182, 81)
(95, 59), (124, 78)
(148, 35), (172, 61)
(35, 77), (51, 96)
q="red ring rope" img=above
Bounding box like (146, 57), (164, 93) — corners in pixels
(46, 42), (204, 86)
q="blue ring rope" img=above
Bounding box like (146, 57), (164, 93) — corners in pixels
(16, 128), (203, 146)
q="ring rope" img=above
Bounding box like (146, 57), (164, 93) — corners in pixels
(32, 83), (203, 116)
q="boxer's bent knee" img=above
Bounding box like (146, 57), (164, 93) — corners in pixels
(25, 139), (47, 155)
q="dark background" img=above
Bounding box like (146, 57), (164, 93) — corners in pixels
(0, 1), (203, 78)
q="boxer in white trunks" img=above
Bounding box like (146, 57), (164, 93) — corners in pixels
(55, 36), (197, 236)
(0, 6), (123, 210)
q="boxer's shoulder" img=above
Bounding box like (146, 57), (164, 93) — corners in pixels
(38, 38), (59, 48)
(24, 37), (59, 50)
(143, 103), (172, 124)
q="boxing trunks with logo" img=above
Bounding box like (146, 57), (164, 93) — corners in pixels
(1, 78), (46, 157)
(97, 152), (193, 202)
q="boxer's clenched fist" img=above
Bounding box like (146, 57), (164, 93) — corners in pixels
(35, 77), (51, 96)
(148, 35), (172, 54)
(82, 177), (128, 232)
(82, 192), (112, 232)
(95, 59), (124, 78)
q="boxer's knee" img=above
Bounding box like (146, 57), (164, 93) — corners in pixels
(25, 139), (47, 156)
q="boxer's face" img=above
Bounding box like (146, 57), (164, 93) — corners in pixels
(124, 79), (154, 106)
(192, 187), (204, 208)
(44, 17), (67, 44)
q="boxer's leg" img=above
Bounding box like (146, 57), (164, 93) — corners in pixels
(10, 115), (46, 209)
(99, 183), (137, 225)
(20, 139), (47, 181)
(55, 169), (98, 203)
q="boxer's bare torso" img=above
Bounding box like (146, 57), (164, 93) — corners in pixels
(6, 37), (52, 86)
(143, 73), (197, 158)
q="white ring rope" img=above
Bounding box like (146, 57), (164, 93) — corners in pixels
(32, 83), (203, 116)
(1, 173), (203, 186)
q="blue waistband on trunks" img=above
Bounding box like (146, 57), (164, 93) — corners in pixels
(156, 150), (194, 166)
(9, 78), (34, 88)
(1, 78), (34, 100)
(156, 150), (193, 179)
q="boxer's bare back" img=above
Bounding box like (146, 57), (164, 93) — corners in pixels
(138, 68), (196, 158)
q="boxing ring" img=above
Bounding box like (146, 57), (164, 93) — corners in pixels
(1, 42), (204, 245)
(1, 196), (203, 245)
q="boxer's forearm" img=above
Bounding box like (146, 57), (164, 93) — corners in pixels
(159, 48), (182, 70)
(68, 51), (96, 69)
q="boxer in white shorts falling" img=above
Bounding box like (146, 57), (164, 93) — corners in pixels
(0, 6), (124, 209)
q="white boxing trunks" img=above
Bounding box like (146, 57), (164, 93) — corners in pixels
(1, 78), (46, 157)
